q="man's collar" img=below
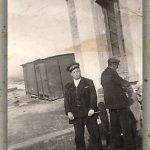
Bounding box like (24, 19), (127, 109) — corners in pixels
(108, 66), (117, 71)
(73, 77), (81, 82)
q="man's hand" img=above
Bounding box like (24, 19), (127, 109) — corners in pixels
(88, 109), (94, 116)
(67, 112), (74, 120)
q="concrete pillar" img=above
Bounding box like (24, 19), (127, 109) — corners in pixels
(90, 0), (109, 73)
(66, 0), (85, 75)
(73, 0), (102, 89)
(0, 0), (7, 149)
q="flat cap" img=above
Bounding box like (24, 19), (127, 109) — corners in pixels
(66, 62), (80, 72)
(108, 57), (120, 64)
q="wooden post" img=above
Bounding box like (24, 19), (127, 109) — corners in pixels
(143, 0), (150, 149)
(0, 0), (7, 149)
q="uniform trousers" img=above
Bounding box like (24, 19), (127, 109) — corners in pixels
(109, 108), (136, 150)
(73, 115), (103, 150)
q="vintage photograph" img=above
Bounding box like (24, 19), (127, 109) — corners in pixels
(8, 0), (142, 150)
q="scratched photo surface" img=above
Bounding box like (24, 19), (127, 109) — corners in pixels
(8, 0), (142, 150)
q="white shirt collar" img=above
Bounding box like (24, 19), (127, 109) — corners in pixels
(74, 78), (81, 87)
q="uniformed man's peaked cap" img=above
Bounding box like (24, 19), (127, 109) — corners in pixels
(66, 62), (80, 72)
(108, 57), (120, 64)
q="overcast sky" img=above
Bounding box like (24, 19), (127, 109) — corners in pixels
(8, 0), (74, 79)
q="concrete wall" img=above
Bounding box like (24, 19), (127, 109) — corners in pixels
(119, 0), (142, 83)
(66, 0), (102, 89)
(65, 0), (142, 90)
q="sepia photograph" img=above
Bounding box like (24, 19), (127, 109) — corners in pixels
(8, 0), (142, 150)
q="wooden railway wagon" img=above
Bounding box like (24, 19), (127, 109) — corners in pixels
(22, 53), (75, 100)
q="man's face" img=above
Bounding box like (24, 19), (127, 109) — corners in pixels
(109, 63), (119, 70)
(112, 63), (119, 70)
(70, 68), (81, 80)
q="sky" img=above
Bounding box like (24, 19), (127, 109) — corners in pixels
(8, 0), (73, 80)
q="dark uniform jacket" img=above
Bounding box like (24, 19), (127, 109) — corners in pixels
(101, 67), (130, 109)
(64, 77), (98, 124)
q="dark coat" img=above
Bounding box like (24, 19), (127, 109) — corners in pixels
(101, 67), (130, 109)
(64, 77), (98, 124)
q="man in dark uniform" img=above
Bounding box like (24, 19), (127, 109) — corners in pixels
(64, 62), (103, 150)
(101, 57), (135, 150)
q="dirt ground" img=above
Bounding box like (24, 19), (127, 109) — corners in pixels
(8, 82), (142, 150)
(8, 96), (71, 145)
(8, 89), (96, 150)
